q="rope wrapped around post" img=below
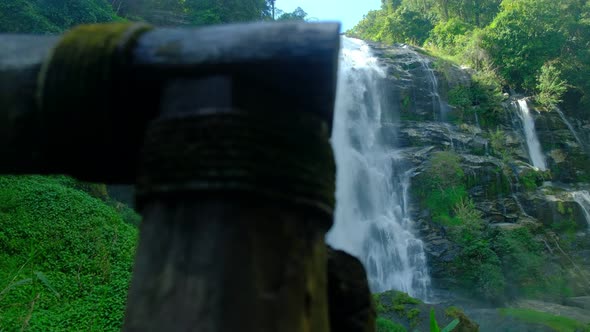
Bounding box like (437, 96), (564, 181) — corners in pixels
(35, 23), (155, 182)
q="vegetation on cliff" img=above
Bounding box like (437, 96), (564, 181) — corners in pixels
(349, 0), (590, 111)
(373, 290), (474, 332)
(0, 0), (307, 33)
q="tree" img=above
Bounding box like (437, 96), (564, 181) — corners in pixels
(277, 7), (307, 21)
(483, 0), (568, 90)
(186, 0), (269, 25)
(348, 6), (432, 45)
(381, 0), (402, 12)
(535, 62), (568, 109)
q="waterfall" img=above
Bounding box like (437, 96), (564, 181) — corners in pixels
(572, 191), (590, 228)
(555, 108), (584, 148)
(515, 99), (547, 170)
(417, 54), (448, 121)
(328, 37), (430, 299)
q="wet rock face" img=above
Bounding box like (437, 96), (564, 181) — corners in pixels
(360, 42), (590, 308)
(518, 189), (589, 231)
(415, 219), (461, 283)
(368, 43), (470, 122)
(534, 109), (590, 182)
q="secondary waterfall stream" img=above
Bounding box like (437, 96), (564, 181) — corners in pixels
(555, 108), (585, 148)
(515, 99), (547, 170)
(328, 37), (430, 299)
(572, 191), (590, 228)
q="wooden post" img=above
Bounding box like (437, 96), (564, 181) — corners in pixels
(123, 74), (337, 330)
(0, 22), (341, 331)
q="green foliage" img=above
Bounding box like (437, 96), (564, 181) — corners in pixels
(450, 198), (484, 243)
(416, 151), (468, 225)
(0, 175), (138, 331)
(374, 293), (387, 313)
(492, 228), (544, 295)
(349, 0), (590, 108)
(0, 0), (60, 33)
(407, 308), (421, 327)
(186, 0), (270, 25)
(394, 291), (422, 305)
(348, 6), (433, 45)
(277, 7), (307, 21)
(427, 18), (473, 54)
(423, 151), (464, 189)
(487, 127), (512, 161)
(535, 62), (568, 110)
(377, 317), (407, 332)
(470, 70), (504, 118)
(518, 168), (550, 191)
(430, 309), (459, 332)
(389, 290), (422, 315)
(499, 308), (590, 332)
(453, 237), (507, 302)
(483, 0), (568, 90)
(448, 85), (472, 113)
(445, 69), (503, 124)
(430, 309), (439, 332)
(0, 0), (120, 33)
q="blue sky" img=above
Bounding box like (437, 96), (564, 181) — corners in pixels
(275, 0), (382, 31)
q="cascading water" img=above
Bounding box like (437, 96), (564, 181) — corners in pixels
(515, 99), (547, 170)
(417, 54), (448, 121)
(555, 108), (585, 148)
(572, 191), (590, 228)
(328, 37), (430, 299)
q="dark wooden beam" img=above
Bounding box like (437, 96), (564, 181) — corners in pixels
(0, 22), (340, 183)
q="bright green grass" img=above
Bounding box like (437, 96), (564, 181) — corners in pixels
(499, 308), (590, 332)
(0, 175), (138, 331)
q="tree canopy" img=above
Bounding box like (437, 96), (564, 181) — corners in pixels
(348, 0), (590, 110)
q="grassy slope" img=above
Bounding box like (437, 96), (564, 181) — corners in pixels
(0, 175), (137, 331)
(499, 308), (590, 332)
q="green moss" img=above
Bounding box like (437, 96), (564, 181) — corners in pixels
(377, 317), (407, 332)
(445, 306), (462, 317)
(374, 293), (387, 313)
(499, 308), (590, 332)
(402, 94), (412, 112)
(393, 304), (406, 314)
(518, 168), (550, 191)
(393, 291), (422, 305)
(407, 308), (421, 327)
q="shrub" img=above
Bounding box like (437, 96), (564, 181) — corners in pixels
(427, 18), (474, 55)
(492, 228), (545, 296)
(535, 62), (568, 110)
(416, 151), (467, 225)
(348, 7), (433, 45)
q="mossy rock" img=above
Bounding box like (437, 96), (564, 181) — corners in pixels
(373, 290), (479, 332)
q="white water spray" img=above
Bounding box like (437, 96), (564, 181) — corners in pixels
(572, 191), (590, 228)
(555, 108), (584, 148)
(328, 37), (430, 299)
(515, 99), (547, 170)
(417, 55), (448, 120)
